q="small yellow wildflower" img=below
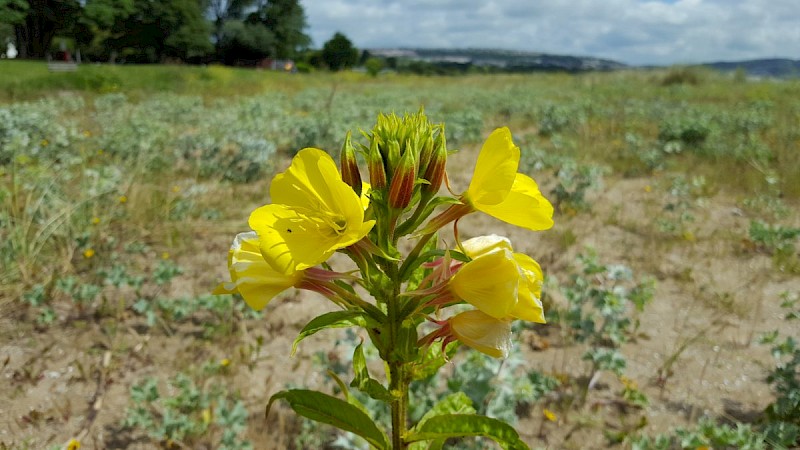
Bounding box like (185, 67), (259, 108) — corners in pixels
(161, 252), (170, 260)
(41, 139), (49, 147)
(202, 408), (212, 424)
(543, 408), (557, 422)
(118, 195), (127, 204)
(172, 185), (180, 193)
(220, 358), (231, 367)
(67, 438), (81, 450)
(683, 231), (696, 242)
(644, 185), (652, 193)
(83, 249), (95, 259)
(83, 130), (92, 137)
(91, 217), (100, 225)
(620, 376), (638, 390)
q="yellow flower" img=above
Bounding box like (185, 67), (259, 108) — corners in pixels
(41, 139), (49, 147)
(449, 310), (513, 358)
(459, 235), (546, 323)
(449, 248), (520, 319)
(213, 231), (303, 310)
(249, 149), (375, 274)
(118, 195), (127, 204)
(463, 128), (554, 231)
(220, 358), (231, 367)
(161, 252), (170, 260)
(67, 438), (81, 450)
(91, 217), (100, 225)
(83, 130), (92, 137)
(83, 248), (95, 259)
(543, 408), (557, 422)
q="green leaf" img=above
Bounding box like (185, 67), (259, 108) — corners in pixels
(351, 342), (394, 402)
(413, 392), (476, 431)
(267, 389), (389, 450)
(291, 311), (366, 355)
(405, 414), (529, 450)
(411, 340), (458, 381)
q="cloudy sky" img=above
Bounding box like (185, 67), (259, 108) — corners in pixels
(302, 0), (800, 65)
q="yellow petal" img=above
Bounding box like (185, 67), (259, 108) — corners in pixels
(461, 234), (512, 259)
(449, 249), (519, 319)
(450, 310), (513, 358)
(510, 253), (546, 323)
(466, 128), (520, 206)
(217, 232), (302, 311)
(254, 149), (374, 272)
(473, 173), (554, 231)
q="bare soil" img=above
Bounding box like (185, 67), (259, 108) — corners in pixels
(1, 142), (798, 449)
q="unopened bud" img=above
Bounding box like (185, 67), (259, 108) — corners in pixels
(340, 131), (362, 197)
(422, 130), (447, 195)
(388, 148), (416, 209)
(418, 134), (435, 176)
(367, 138), (387, 189)
(385, 139), (401, 178)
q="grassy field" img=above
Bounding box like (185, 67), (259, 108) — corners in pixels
(1, 61), (799, 449)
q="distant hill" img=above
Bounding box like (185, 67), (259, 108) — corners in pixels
(701, 58), (800, 78)
(367, 48), (627, 72)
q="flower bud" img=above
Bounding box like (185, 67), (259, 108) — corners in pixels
(367, 137), (387, 189)
(388, 147), (417, 209)
(340, 131), (362, 197)
(385, 139), (401, 179)
(421, 130), (447, 195)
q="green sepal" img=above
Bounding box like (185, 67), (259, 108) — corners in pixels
(266, 389), (389, 450)
(404, 414), (529, 450)
(291, 311), (367, 356)
(351, 341), (394, 402)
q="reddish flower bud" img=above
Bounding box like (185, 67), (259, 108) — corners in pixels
(340, 131), (362, 197)
(388, 147), (416, 209)
(422, 130), (447, 195)
(367, 137), (387, 189)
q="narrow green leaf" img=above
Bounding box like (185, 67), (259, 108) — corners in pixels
(267, 389), (389, 450)
(351, 342), (394, 402)
(411, 341), (458, 381)
(405, 414), (529, 450)
(291, 310), (366, 355)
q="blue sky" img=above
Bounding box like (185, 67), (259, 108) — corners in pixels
(302, 0), (800, 65)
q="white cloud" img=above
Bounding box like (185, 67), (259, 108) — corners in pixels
(301, 0), (800, 65)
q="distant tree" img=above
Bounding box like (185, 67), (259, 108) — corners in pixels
(1, 0), (81, 59)
(207, 0), (254, 51)
(217, 19), (274, 64)
(75, 0), (134, 60)
(321, 32), (357, 71)
(0, 0), (27, 45)
(247, 0), (309, 59)
(365, 57), (383, 77)
(107, 0), (212, 63)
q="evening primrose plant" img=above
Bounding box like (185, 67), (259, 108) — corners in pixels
(215, 111), (554, 449)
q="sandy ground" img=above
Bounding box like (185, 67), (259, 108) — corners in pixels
(1, 142), (798, 449)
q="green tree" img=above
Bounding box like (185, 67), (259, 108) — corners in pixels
(365, 57), (384, 77)
(321, 31), (357, 71)
(107, 0), (212, 63)
(75, 0), (135, 61)
(217, 19), (274, 64)
(1, 0), (80, 59)
(247, 0), (309, 59)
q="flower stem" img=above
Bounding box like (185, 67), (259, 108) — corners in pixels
(390, 362), (409, 450)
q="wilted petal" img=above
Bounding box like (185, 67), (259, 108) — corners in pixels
(450, 310), (513, 358)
